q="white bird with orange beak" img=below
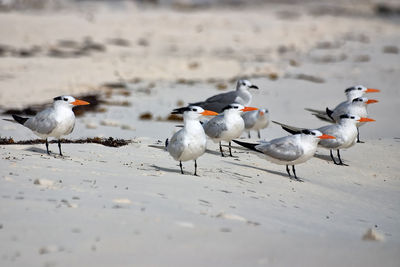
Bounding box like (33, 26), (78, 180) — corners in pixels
(241, 108), (269, 138)
(274, 114), (375, 166)
(203, 103), (258, 157)
(10, 96), (90, 156)
(166, 106), (218, 176)
(233, 130), (335, 182)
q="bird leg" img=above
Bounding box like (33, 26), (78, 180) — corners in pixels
(257, 130), (261, 139)
(337, 150), (348, 166)
(219, 142), (225, 157)
(229, 141), (233, 157)
(45, 138), (50, 155)
(248, 131), (251, 138)
(286, 165), (291, 177)
(179, 161), (184, 174)
(194, 160), (199, 176)
(356, 128), (364, 143)
(291, 165), (303, 182)
(58, 139), (63, 156)
(330, 149), (339, 165)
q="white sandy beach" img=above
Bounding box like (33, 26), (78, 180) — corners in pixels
(0, 1), (400, 266)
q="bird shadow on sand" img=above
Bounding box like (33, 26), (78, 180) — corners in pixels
(225, 161), (305, 182)
(25, 147), (48, 154)
(313, 152), (334, 162)
(149, 144), (225, 157)
(150, 164), (187, 175)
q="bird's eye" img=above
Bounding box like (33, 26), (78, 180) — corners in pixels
(192, 108), (197, 112)
(312, 132), (316, 135)
(357, 87), (362, 90)
(63, 98), (68, 101)
(351, 116), (355, 119)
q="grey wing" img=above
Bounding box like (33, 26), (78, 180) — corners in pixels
(190, 91), (237, 112)
(331, 101), (349, 119)
(204, 115), (227, 138)
(24, 108), (57, 134)
(242, 111), (257, 129)
(257, 136), (302, 161)
(167, 130), (186, 160)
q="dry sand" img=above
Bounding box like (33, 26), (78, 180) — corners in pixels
(0, 1), (400, 266)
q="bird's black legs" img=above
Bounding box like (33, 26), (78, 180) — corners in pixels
(330, 149), (339, 165)
(219, 142), (225, 157)
(58, 139), (63, 156)
(257, 130), (261, 139)
(194, 160), (198, 176)
(356, 128), (364, 143)
(292, 165), (297, 179)
(45, 138), (50, 155)
(286, 165), (302, 182)
(337, 150), (348, 166)
(179, 161), (184, 174)
(229, 141), (233, 157)
(291, 165), (303, 182)
(248, 131), (251, 138)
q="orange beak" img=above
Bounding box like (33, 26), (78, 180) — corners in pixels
(358, 117), (375, 122)
(319, 134), (336, 139)
(201, 110), (218, 116)
(71, 99), (90, 106)
(366, 99), (378, 104)
(241, 107), (258, 112)
(365, 88), (380, 93)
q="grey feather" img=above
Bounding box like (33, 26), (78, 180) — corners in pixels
(203, 115), (228, 138)
(24, 108), (58, 134)
(257, 136), (302, 161)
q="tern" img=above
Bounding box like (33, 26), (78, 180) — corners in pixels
(233, 130), (335, 181)
(273, 114), (375, 166)
(10, 96), (90, 156)
(241, 108), (269, 138)
(189, 79), (259, 113)
(165, 106), (218, 175)
(307, 96), (378, 143)
(203, 103), (257, 157)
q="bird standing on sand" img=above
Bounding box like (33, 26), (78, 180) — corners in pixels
(10, 96), (90, 156)
(189, 79), (259, 113)
(203, 103), (258, 157)
(166, 106), (218, 176)
(273, 114), (375, 166)
(233, 130), (335, 182)
(306, 95), (378, 143)
(305, 85), (380, 123)
(241, 108), (269, 138)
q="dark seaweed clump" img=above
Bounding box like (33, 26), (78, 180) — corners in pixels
(0, 137), (130, 147)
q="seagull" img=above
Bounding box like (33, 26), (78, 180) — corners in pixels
(203, 103), (257, 157)
(273, 114), (375, 166)
(241, 108), (269, 138)
(305, 85), (379, 123)
(165, 106), (218, 175)
(307, 96), (378, 143)
(9, 96), (90, 156)
(233, 129), (335, 182)
(189, 79), (259, 113)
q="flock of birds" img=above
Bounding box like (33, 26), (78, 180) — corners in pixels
(165, 80), (379, 181)
(5, 79), (379, 182)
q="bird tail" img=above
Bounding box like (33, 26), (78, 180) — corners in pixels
(12, 115), (28, 125)
(165, 138), (169, 151)
(304, 108), (335, 123)
(232, 140), (260, 153)
(272, 121), (303, 135)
